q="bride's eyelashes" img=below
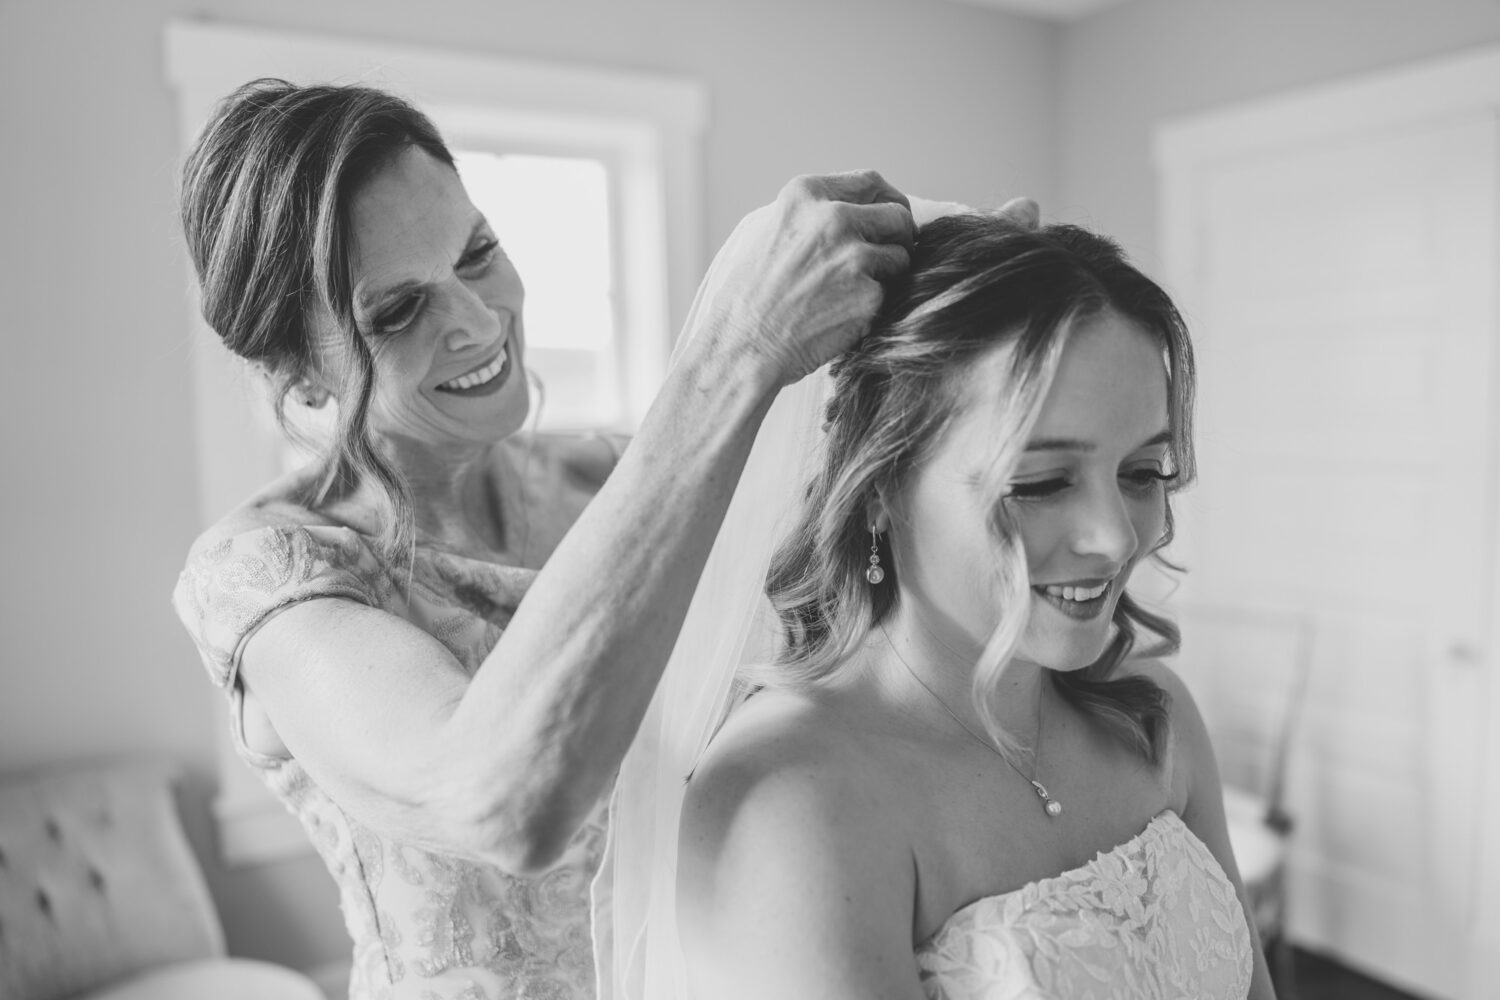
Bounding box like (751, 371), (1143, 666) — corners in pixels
(1006, 476), (1069, 501)
(1121, 468), (1179, 497)
(1005, 468), (1179, 503)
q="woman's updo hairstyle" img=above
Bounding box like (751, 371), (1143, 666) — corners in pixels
(764, 215), (1196, 767)
(180, 78), (456, 560)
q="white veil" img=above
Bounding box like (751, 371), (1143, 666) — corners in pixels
(592, 197), (973, 1000)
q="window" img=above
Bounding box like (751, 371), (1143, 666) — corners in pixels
(166, 20), (705, 865)
(455, 150), (619, 431)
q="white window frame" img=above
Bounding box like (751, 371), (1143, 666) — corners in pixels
(165, 20), (706, 866)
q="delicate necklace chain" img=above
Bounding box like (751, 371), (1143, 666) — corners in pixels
(879, 625), (1063, 818)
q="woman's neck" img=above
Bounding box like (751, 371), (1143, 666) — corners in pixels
(353, 432), (520, 557)
(867, 604), (1048, 749)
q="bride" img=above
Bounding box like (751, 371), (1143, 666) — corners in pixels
(598, 209), (1275, 1000)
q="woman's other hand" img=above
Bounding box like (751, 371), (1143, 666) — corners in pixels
(685, 170), (915, 388)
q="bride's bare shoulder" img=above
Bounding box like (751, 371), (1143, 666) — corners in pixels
(682, 685), (899, 847)
(676, 689), (925, 997)
(694, 686), (867, 777)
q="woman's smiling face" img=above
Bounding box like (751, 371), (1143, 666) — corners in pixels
(322, 145), (530, 449)
(890, 309), (1173, 671)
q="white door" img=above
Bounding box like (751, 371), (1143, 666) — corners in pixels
(1163, 115), (1497, 997)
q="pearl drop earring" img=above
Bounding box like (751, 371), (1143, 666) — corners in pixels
(866, 528), (885, 585)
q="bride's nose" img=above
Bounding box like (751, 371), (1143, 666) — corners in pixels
(1068, 485), (1139, 566)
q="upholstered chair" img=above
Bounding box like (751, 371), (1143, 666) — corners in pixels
(0, 759), (324, 1000)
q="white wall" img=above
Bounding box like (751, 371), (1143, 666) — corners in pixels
(0, 0), (1058, 973)
(1057, 0), (1500, 270)
(1059, 5), (1500, 992)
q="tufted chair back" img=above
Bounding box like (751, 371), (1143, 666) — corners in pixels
(0, 759), (224, 1000)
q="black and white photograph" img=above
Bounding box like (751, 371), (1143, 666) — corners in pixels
(2, 2), (1499, 999)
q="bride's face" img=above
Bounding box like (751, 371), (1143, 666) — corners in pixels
(892, 309), (1172, 671)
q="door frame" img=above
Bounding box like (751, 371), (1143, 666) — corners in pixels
(1154, 45), (1500, 1000)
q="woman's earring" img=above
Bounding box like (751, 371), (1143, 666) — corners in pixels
(293, 379), (330, 409)
(866, 528), (885, 585)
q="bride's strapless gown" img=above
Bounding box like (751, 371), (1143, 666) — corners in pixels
(915, 810), (1253, 999)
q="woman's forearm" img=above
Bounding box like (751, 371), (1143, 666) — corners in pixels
(438, 342), (778, 871)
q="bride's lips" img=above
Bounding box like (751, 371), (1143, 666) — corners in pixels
(1031, 578), (1114, 621)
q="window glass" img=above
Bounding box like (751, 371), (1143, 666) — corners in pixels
(456, 151), (619, 431)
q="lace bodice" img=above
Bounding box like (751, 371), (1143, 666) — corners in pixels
(174, 522), (605, 1000)
(915, 810), (1252, 1000)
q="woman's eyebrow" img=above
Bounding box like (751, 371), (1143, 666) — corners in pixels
(358, 277), (422, 315)
(1024, 429), (1171, 453)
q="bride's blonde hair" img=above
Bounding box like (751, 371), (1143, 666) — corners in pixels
(761, 216), (1195, 766)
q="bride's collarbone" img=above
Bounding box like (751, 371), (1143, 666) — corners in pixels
(904, 725), (1171, 941)
(722, 686), (1172, 924)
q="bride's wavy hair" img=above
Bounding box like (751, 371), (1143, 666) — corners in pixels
(761, 215), (1195, 767)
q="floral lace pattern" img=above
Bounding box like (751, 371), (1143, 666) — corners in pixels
(174, 523), (605, 1000)
(915, 811), (1252, 1000)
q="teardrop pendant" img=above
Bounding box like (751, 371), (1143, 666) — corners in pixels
(1031, 780), (1062, 818)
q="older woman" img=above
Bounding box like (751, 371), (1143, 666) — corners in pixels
(171, 78), (913, 999)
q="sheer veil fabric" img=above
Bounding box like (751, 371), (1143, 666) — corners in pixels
(592, 197), (970, 1000)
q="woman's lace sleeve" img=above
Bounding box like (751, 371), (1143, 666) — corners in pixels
(171, 524), (389, 691)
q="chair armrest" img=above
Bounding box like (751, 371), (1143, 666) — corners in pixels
(71, 958), (326, 1000)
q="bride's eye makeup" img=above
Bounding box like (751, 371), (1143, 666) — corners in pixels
(1120, 466), (1178, 496)
(1006, 464), (1177, 502)
(1006, 476), (1071, 501)
(1122, 470), (1176, 500)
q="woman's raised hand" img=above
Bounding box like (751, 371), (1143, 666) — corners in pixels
(684, 170), (915, 388)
